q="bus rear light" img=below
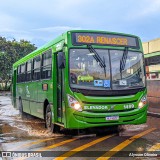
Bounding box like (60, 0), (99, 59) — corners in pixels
(67, 95), (82, 112)
(138, 95), (147, 109)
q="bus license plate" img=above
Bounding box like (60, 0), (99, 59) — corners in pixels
(106, 116), (119, 121)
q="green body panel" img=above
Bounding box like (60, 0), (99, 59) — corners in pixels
(12, 30), (146, 129)
(74, 91), (144, 103)
(65, 90), (147, 129)
(66, 105), (147, 129)
(73, 108), (147, 126)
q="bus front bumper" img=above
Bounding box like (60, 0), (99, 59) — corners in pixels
(66, 106), (147, 129)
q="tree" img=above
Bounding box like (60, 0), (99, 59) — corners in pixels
(0, 37), (37, 90)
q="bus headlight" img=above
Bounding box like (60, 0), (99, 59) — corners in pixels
(138, 95), (147, 109)
(67, 95), (82, 111)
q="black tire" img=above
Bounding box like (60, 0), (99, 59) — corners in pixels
(45, 105), (60, 133)
(18, 98), (26, 117)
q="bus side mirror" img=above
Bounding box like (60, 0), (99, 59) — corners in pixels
(58, 52), (66, 69)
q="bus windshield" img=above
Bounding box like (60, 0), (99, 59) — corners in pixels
(69, 49), (145, 90)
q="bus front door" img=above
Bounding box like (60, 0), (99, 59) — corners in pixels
(57, 60), (63, 124)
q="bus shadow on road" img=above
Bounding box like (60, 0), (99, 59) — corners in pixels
(61, 125), (121, 138)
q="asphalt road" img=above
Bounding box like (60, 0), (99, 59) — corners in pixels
(0, 95), (160, 160)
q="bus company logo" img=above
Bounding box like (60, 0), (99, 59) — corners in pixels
(124, 104), (134, 109)
(84, 106), (108, 110)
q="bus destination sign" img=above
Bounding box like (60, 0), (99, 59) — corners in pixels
(72, 32), (138, 48)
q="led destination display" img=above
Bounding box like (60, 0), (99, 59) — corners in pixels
(72, 32), (138, 47)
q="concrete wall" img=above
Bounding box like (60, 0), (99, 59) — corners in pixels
(142, 39), (160, 115)
(143, 42), (149, 54)
(142, 38), (160, 54)
(147, 80), (160, 113)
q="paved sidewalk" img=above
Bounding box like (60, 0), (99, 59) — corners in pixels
(148, 112), (160, 118)
(148, 106), (160, 118)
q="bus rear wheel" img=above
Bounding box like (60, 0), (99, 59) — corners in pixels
(45, 105), (60, 133)
(18, 98), (26, 117)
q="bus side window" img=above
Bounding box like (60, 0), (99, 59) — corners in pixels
(21, 63), (26, 82)
(33, 56), (41, 80)
(41, 50), (52, 79)
(17, 66), (21, 83)
(26, 60), (32, 81)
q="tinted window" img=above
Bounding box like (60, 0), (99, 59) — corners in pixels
(17, 66), (21, 83)
(21, 64), (25, 73)
(26, 60), (32, 81)
(33, 56), (41, 80)
(17, 64), (26, 83)
(41, 50), (52, 79)
(18, 66), (21, 74)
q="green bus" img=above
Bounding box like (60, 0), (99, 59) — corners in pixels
(12, 30), (147, 132)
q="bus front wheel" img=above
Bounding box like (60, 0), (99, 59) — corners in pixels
(45, 105), (60, 133)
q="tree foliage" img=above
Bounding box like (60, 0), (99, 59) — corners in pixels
(0, 37), (37, 90)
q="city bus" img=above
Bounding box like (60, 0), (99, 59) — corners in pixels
(12, 30), (147, 132)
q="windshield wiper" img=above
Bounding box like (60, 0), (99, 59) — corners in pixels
(120, 47), (128, 79)
(87, 45), (107, 77)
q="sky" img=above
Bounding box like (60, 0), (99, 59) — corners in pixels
(0, 0), (160, 47)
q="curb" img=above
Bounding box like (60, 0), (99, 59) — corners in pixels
(147, 111), (160, 118)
